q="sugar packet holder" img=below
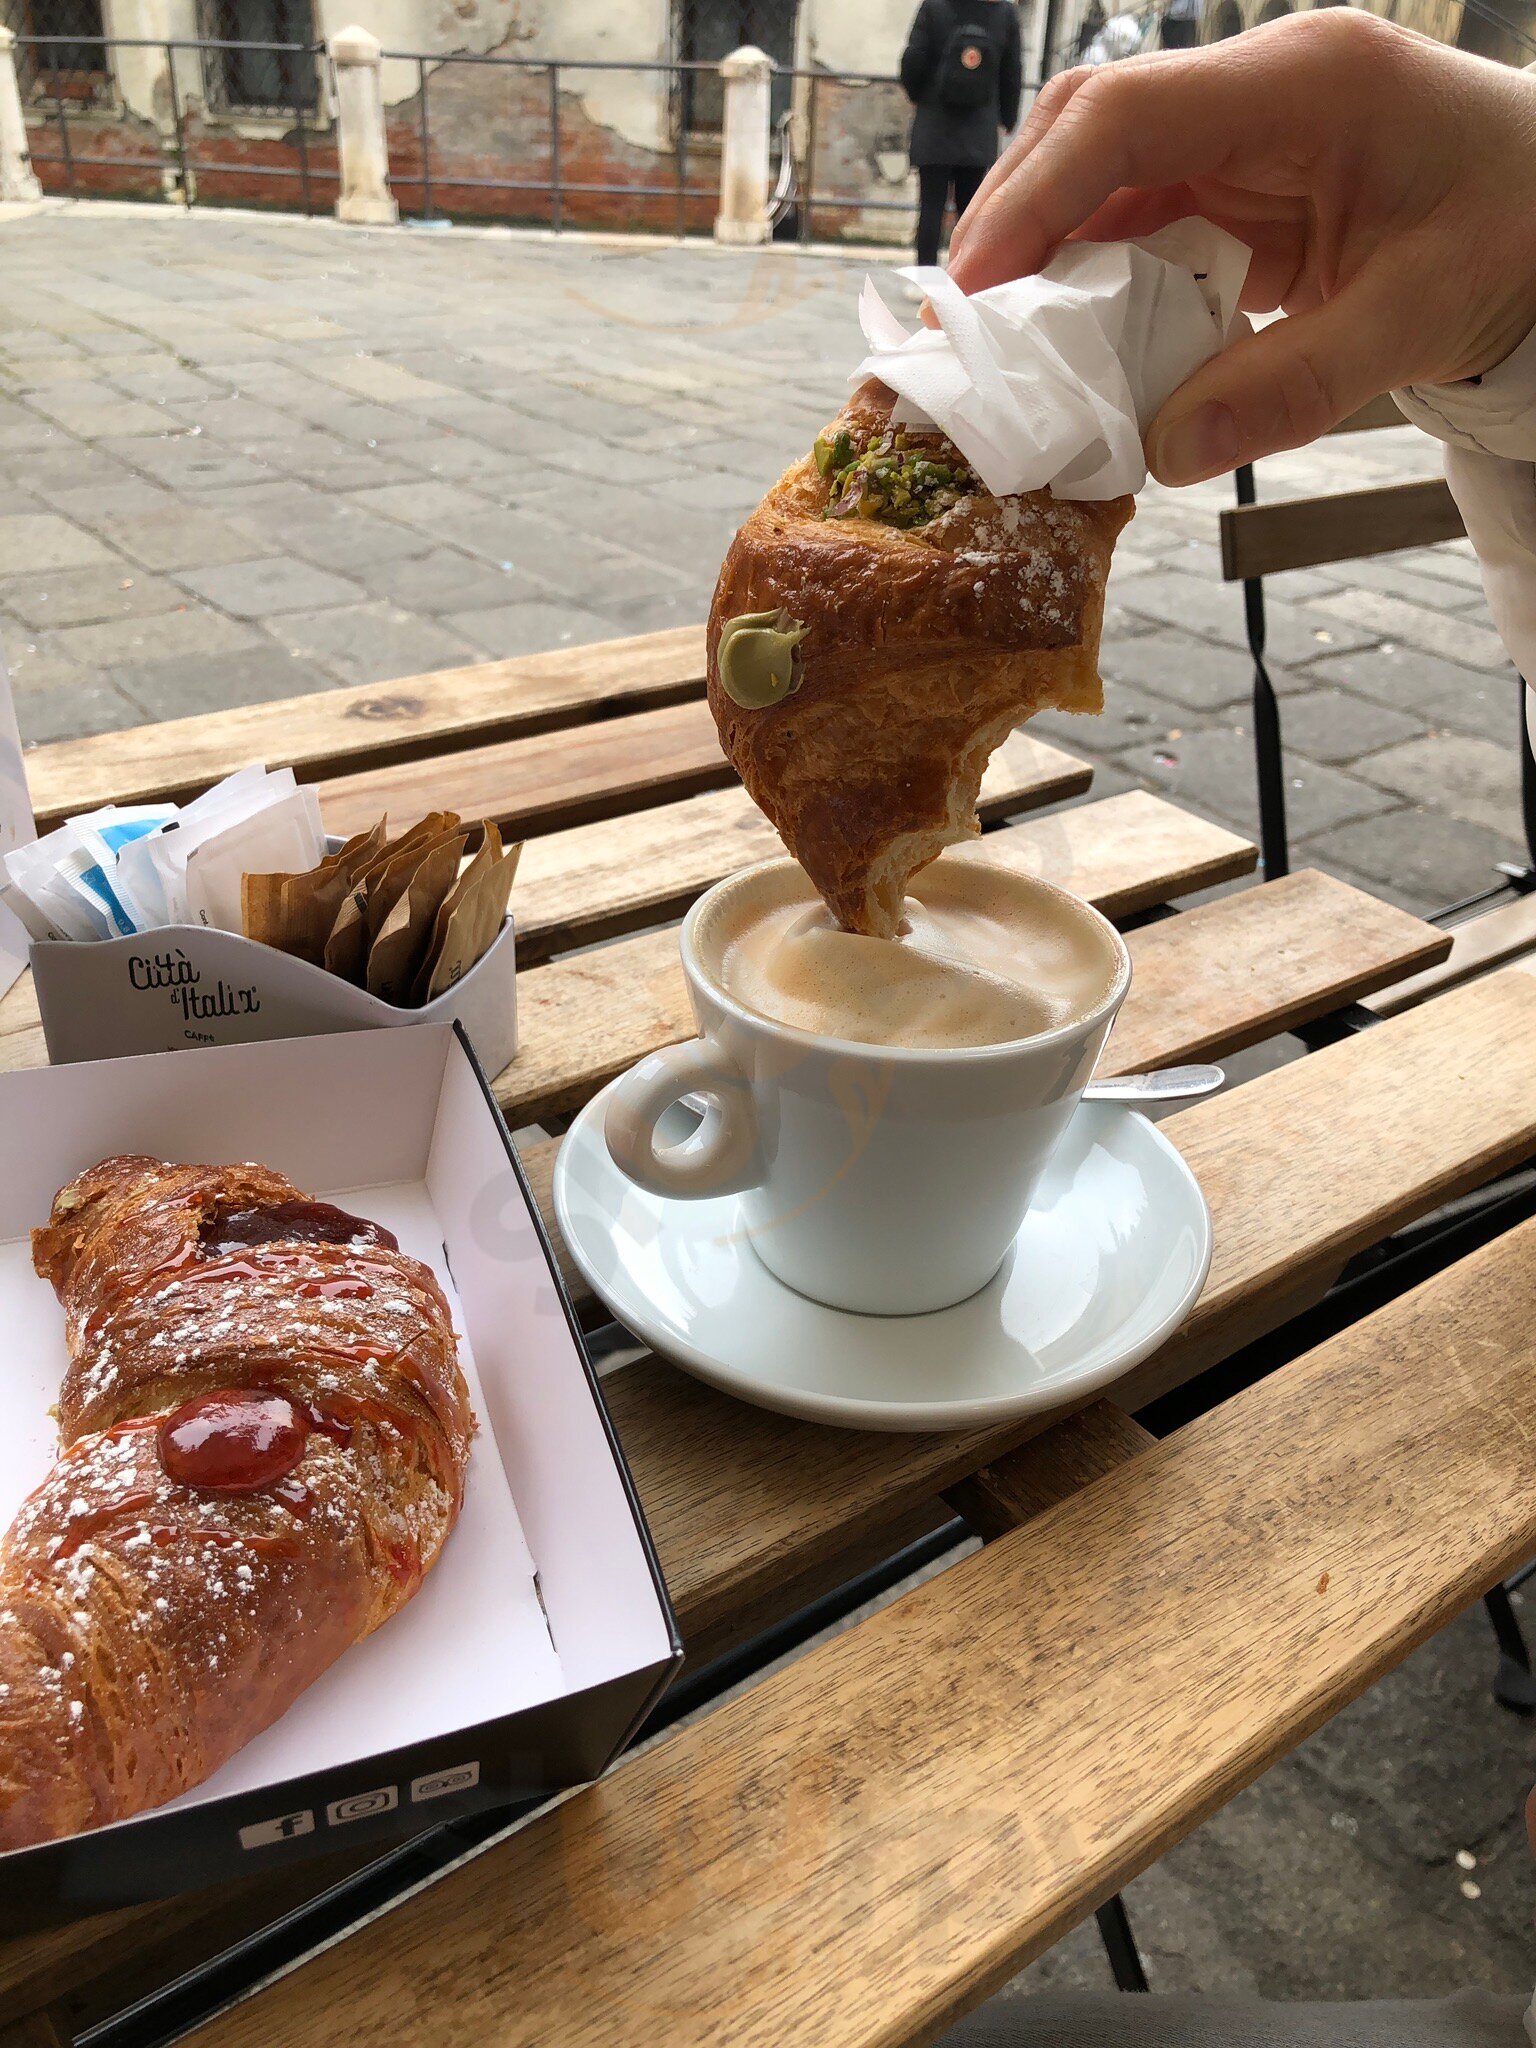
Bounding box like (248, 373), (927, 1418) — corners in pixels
(28, 905), (518, 1071)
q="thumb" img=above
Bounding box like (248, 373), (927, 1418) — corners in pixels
(1146, 283), (1401, 486)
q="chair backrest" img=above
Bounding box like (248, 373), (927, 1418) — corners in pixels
(1218, 393), (1535, 910)
(1220, 477), (1465, 581)
(1219, 396), (1466, 584)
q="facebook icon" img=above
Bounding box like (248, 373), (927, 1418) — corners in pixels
(238, 1809), (316, 1850)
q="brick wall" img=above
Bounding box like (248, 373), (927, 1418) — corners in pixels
(21, 52), (915, 240)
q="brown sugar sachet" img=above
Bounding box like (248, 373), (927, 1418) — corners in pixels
(411, 825), (521, 1007)
(363, 812), (462, 941)
(321, 813), (461, 988)
(364, 832), (467, 1004)
(243, 822), (385, 967)
(242, 804), (516, 1006)
(323, 888), (370, 986)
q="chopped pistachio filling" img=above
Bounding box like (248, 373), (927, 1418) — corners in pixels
(815, 426), (977, 530)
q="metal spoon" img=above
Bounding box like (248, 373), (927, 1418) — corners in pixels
(680, 1062), (1224, 1123)
(1083, 1064), (1224, 1104)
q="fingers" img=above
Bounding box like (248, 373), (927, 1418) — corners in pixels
(1145, 279), (1403, 483)
(949, 67), (1093, 265)
(948, 38), (1313, 295)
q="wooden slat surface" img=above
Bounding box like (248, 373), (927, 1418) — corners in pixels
(313, 692), (733, 843)
(318, 696), (736, 842)
(184, 1206), (1536, 2048)
(0, 972), (39, 1082)
(500, 862), (1443, 1131)
(519, 970), (1536, 1641)
(1363, 892), (1536, 1018)
(947, 1402), (1155, 1540)
(499, 794), (1260, 1128)
(1220, 478), (1464, 582)
(315, 707), (1090, 847)
(25, 628), (708, 831)
(1104, 868), (1448, 1074)
(5, 968), (1535, 2024)
(513, 731), (1094, 965)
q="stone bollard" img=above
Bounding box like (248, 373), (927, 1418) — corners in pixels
(714, 44), (774, 246)
(0, 26), (43, 204)
(330, 24), (398, 227)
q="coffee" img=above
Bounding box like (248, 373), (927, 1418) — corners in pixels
(701, 857), (1120, 1050)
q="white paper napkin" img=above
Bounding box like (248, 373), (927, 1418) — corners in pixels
(852, 220), (1252, 500)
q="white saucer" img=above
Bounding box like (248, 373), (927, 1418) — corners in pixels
(553, 1089), (1212, 1433)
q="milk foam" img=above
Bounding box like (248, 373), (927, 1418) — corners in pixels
(704, 859), (1120, 1050)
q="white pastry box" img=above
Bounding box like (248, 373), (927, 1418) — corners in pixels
(28, 915), (519, 1075)
(0, 1023), (681, 1924)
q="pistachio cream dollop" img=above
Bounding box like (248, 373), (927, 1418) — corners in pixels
(717, 609), (807, 709)
(815, 426), (977, 530)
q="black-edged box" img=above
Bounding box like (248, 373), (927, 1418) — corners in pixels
(0, 1022), (680, 1925)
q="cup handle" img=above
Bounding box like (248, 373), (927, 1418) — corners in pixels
(603, 1039), (761, 1199)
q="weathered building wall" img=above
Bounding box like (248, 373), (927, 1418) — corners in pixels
(16, 0), (1047, 238)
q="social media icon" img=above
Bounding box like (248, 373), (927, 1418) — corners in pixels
(326, 1786), (399, 1826)
(411, 1761), (480, 1803)
(239, 1809), (315, 1849)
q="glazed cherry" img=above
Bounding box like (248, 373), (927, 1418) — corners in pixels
(157, 1389), (309, 1494)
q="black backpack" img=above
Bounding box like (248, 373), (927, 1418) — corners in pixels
(935, 16), (1002, 111)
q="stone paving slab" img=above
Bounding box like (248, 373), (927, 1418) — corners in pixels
(0, 200), (1533, 2003)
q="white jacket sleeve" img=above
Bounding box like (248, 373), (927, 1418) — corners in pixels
(1403, 343), (1536, 2048)
(1396, 324), (1536, 748)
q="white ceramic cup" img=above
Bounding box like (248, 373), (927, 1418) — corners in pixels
(602, 858), (1131, 1316)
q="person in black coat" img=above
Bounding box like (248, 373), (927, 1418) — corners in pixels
(900, 0), (1023, 268)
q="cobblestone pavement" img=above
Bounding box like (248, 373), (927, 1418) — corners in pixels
(1, 201), (1533, 2001)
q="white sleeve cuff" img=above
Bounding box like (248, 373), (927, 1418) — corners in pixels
(1397, 320), (1536, 461)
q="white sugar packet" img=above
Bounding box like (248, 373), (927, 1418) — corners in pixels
(135, 765), (316, 928)
(182, 783), (326, 934)
(4, 828), (116, 941)
(852, 219), (1253, 501)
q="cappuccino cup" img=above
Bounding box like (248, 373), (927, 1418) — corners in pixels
(603, 856), (1130, 1316)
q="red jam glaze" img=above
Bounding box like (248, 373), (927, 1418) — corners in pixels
(54, 1490), (158, 1560)
(270, 1478), (316, 1521)
(148, 1524), (296, 1557)
(157, 1389), (309, 1494)
(199, 1200), (399, 1258)
(297, 1277), (374, 1302)
(305, 1402), (354, 1447)
(62, 1415), (159, 1461)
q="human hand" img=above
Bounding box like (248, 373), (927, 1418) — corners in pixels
(947, 11), (1536, 484)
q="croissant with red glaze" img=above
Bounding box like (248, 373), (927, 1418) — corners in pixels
(708, 381), (1134, 937)
(0, 1155), (473, 1851)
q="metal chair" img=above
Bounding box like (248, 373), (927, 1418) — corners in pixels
(1223, 414), (1536, 1714)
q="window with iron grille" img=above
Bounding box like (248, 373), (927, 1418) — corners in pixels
(196, 0), (318, 115)
(677, 0), (799, 131)
(3, 0), (110, 105)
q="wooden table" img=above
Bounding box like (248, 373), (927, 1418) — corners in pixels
(4, 625), (1536, 2048)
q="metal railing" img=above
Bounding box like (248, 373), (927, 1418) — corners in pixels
(387, 53), (724, 236)
(11, 34), (1000, 242)
(17, 33), (327, 212)
(382, 52), (926, 241)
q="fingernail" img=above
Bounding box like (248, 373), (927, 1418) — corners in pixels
(1150, 402), (1239, 485)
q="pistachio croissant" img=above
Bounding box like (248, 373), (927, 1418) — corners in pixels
(707, 380), (1133, 937)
